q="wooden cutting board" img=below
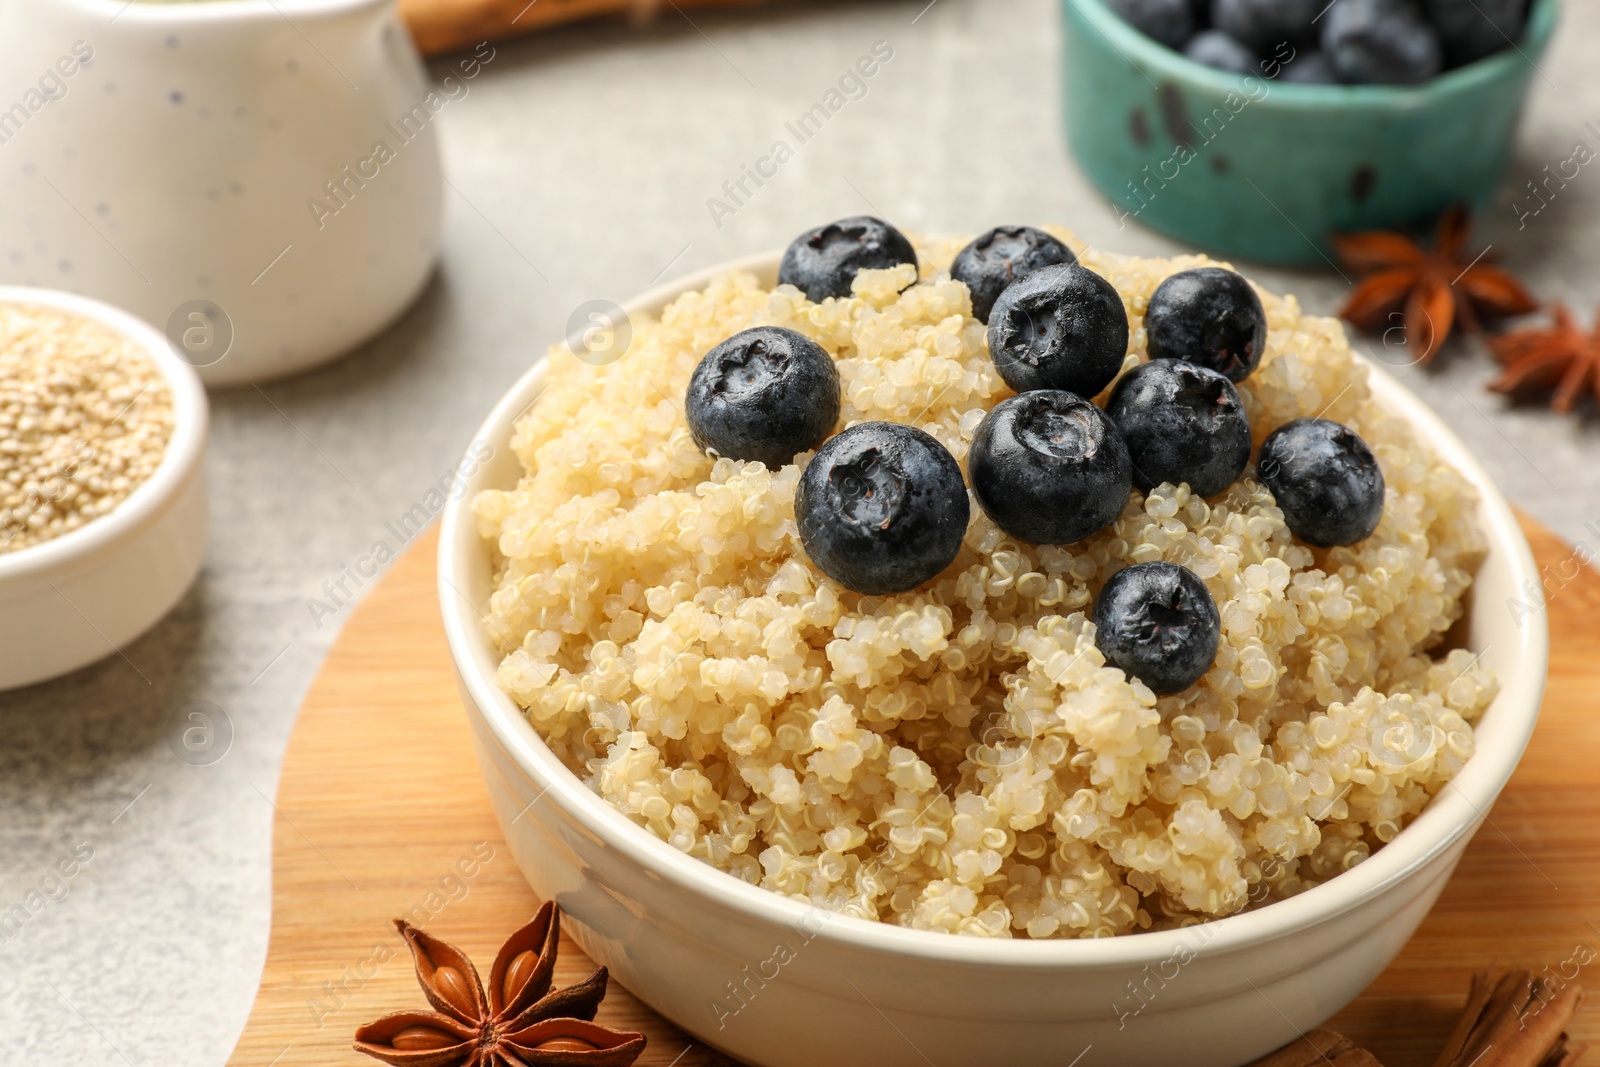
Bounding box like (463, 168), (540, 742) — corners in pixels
(226, 517), (1600, 1067)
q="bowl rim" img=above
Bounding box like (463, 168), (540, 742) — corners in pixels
(439, 248), (1548, 970)
(0, 286), (209, 582)
(1063, 0), (1560, 107)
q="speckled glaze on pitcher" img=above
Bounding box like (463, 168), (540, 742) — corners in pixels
(0, 0), (445, 385)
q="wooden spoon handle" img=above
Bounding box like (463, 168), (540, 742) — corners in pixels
(401, 0), (775, 57)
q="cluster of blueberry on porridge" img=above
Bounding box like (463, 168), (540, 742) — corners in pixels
(475, 218), (1494, 938)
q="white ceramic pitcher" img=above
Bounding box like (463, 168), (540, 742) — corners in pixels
(0, 0), (445, 386)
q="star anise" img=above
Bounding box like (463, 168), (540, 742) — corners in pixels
(1334, 204), (1538, 363)
(353, 902), (646, 1067)
(1487, 303), (1600, 413)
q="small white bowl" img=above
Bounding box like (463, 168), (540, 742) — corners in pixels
(439, 254), (1547, 1067)
(0, 287), (208, 691)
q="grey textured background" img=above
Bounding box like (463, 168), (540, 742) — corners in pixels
(2, 0), (1597, 1062)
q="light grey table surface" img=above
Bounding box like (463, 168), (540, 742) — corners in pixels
(2, 0), (1597, 1062)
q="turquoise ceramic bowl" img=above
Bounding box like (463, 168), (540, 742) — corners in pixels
(1061, 0), (1559, 265)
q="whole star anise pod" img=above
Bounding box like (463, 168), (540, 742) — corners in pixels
(1487, 303), (1600, 413)
(353, 902), (646, 1066)
(1334, 204), (1538, 363)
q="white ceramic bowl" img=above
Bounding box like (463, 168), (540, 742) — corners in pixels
(439, 254), (1548, 1067)
(0, 287), (208, 691)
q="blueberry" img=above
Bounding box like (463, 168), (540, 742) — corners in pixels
(951, 226), (1077, 325)
(1279, 48), (1339, 82)
(1108, 0), (1197, 48)
(1213, 0), (1322, 51)
(1106, 360), (1252, 497)
(1145, 267), (1267, 383)
(796, 422), (969, 595)
(1183, 30), (1260, 74)
(986, 263), (1129, 398)
(1423, 0), (1525, 66)
(1257, 417), (1385, 547)
(777, 216), (918, 303)
(1093, 562), (1221, 695)
(686, 326), (840, 469)
(1321, 0), (1442, 84)
(967, 390), (1132, 545)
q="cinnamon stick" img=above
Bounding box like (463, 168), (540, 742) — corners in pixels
(1244, 1029), (1385, 1067)
(1432, 970), (1585, 1067)
(400, 0), (785, 57)
(1245, 968), (1587, 1067)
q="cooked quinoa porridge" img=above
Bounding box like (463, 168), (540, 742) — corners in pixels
(474, 230), (1496, 939)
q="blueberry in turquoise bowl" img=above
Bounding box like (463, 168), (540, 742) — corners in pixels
(1208, 0), (1322, 52)
(1063, 0), (1560, 265)
(1183, 28), (1261, 74)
